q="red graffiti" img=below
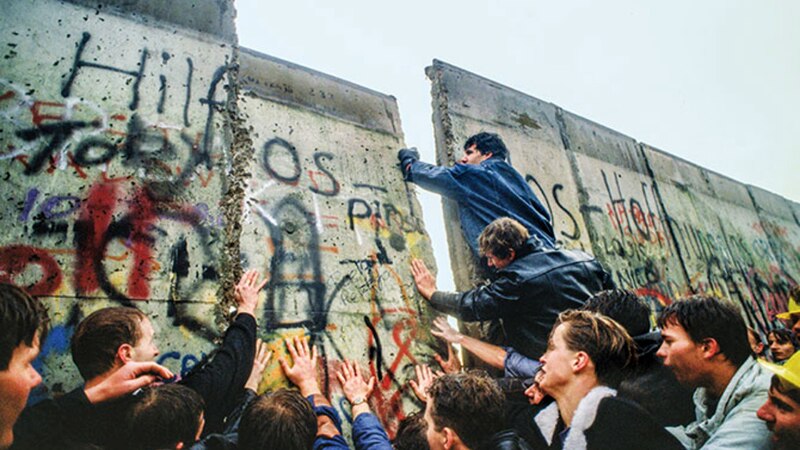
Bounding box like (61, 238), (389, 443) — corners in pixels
(75, 181), (122, 294)
(126, 189), (157, 299)
(0, 245), (63, 296)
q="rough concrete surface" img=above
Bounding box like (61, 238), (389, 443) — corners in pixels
(428, 60), (799, 342)
(0, 0), (436, 438)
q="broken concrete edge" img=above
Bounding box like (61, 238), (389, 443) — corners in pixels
(62, 0), (237, 44)
(239, 47), (403, 138)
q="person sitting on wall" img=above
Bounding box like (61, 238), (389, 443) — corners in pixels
(522, 310), (683, 450)
(657, 296), (772, 449)
(767, 328), (797, 364)
(756, 351), (800, 450)
(3, 283), (172, 450)
(398, 131), (555, 258)
(411, 217), (612, 362)
(423, 371), (532, 450)
(777, 285), (800, 338)
(13, 270), (266, 447)
(238, 336), (349, 449)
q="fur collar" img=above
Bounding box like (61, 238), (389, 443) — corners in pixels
(534, 386), (617, 450)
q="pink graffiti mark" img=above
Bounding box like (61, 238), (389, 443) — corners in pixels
(0, 245), (63, 296)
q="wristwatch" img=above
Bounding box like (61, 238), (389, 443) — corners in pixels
(351, 396), (367, 406)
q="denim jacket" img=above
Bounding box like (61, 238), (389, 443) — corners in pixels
(405, 157), (555, 255)
(667, 357), (772, 449)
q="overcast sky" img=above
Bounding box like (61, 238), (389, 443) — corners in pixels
(236, 0), (800, 289)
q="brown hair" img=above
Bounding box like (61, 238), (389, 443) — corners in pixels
(71, 307), (147, 380)
(0, 283), (49, 370)
(121, 384), (204, 450)
(478, 217), (529, 259)
(554, 310), (637, 388)
(239, 389), (317, 450)
(427, 371), (505, 449)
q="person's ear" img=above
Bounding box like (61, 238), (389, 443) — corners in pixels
(701, 338), (721, 360)
(442, 427), (462, 450)
(573, 351), (590, 372)
(175, 442), (184, 449)
(507, 249), (516, 261)
(117, 343), (134, 363)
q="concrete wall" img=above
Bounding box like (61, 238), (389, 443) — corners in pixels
(427, 60), (799, 340)
(1, 0), (435, 436)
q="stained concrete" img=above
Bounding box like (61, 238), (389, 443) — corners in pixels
(427, 60), (799, 336)
(0, 0), (435, 437)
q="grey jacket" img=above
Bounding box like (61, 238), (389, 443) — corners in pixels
(667, 357), (771, 449)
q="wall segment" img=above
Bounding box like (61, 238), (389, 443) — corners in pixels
(428, 60), (799, 341)
(1, 0), (436, 437)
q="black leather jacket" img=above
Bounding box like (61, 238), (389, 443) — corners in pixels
(481, 429), (534, 450)
(430, 238), (613, 359)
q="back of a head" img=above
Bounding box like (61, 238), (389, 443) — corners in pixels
(393, 411), (429, 450)
(464, 132), (508, 161)
(0, 283), (49, 370)
(657, 295), (751, 367)
(71, 307), (146, 380)
(428, 371), (505, 449)
(239, 388), (316, 450)
(582, 289), (650, 337)
(478, 217), (530, 259)
(122, 384), (204, 450)
(556, 310), (637, 388)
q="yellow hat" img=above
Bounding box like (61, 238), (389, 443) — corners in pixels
(759, 352), (800, 389)
(776, 294), (800, 321)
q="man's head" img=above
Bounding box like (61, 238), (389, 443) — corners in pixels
(121, 384), (204, 450)
(239, 388), (317, 450)
(71, 307), (158, 381)
(768, 328), (797, 362)
(394, 411), (428, 450)
(0, 283), (49, 449)
(424, 371), (505, 450)
(539, 310), (636, 396)
(460, 132), (508, 164)
(777, 285), (800, 337)
(582, 289), (651, 338)
(656, 296), (750, 389)
(756, 353), (800, 450)
(478, 217), (529, 270)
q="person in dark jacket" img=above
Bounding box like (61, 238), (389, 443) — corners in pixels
(398, 131), (555, 257)
(411, 217), (612, 361)
(424, 371), (531, 450)
(524, 310), (682, 450)
(12, 270), (266, 448)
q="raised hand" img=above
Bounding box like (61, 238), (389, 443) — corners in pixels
(408, 364), (440, 403)
(84, 361), (174, 404)
(235, 269), (267, 317)
(245, 338), (272, 392)
(336, 359), (375, 407)
(279, 336), (321, 397)
(410, 258), (436, 300)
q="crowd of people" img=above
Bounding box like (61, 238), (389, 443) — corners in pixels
(1, 132), (799, 449)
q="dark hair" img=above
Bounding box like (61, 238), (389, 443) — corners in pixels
(239, 389), (316, 450)
(121, 384), (204, 450)
(0, 283), (49, 370)
(583, 289), (651, 337)
(657, 295), (751, 367)
(71, 307), (147, 380)
(771, 375), (800, 405)
(427, 371), (505, 449)
(464, 132), (508, 160)
(478, 217), (529, 259)
(393, 411), (428, 450)
(555, 310), (637, 388)
(768, 328), (797, 347)
(789, 285), (800, 302)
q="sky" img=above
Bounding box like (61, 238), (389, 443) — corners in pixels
(236, 0), (800, 289)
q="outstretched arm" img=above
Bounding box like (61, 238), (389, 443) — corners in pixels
(431, 316), (506, 370)
(336, 359), (392, 450)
